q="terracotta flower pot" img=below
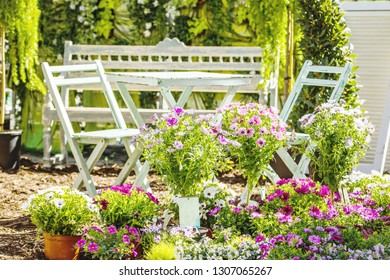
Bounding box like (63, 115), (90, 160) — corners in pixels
(43, 232), (81, 260)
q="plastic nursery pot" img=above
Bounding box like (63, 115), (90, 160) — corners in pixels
(43, 232), (81, 260)
(0, 130), (22, 171)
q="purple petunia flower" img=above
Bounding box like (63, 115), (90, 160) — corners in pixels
(88, 242), (99, 252)
(77, 239), (86, 248)
(107, 225), (117, 235)
(166, 117), (179, 127)
(173, 107), (184, 116)
(304, 228), (312, 234)
(123, 235), (130, 244)
(255, 235), (265, 243)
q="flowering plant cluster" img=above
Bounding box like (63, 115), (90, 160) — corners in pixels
(95, 184), (160, 228)
(300, 100), (374, 193)
(198, 181), (235, 228)
(76, 225), (140, 260)
(136, 107), (228, 197)
(218, 102), (287, 197)
(22, 186), (98, 235)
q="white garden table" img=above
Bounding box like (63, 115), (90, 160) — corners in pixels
(106, 71), (254, 127)
(106, 71), (254, 190)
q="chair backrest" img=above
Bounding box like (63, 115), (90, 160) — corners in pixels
(357, 86), (390, 174)
(280, 60), (353, 123)
(41, 60), (126, 138)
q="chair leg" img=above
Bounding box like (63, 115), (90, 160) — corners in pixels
(133, 161), (151, 192)
(72, 139), (108, 196)
(114, 141), (144, 187)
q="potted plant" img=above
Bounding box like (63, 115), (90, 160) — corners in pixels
(0, 0), (44, 170)
(135, 107), (229, 227)
(22, 186), (99, 259)
(94, 183), (161, 229)
(299, 99), (374, 199)
(76, 225), (141, 260)
(219, 102), (287, 203)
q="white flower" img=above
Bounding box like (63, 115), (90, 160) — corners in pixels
(79, 5), (85, 11)
(87, 203), (98, 212)
(77, 15), (84, 23)
(345, 137), (353, 148)
(137, 0), (145, 4)
(144, 8), (151, 14)
(145, 22), (152, 30)
(46, 192), (54, 200)
(214, 199), (226, 208)
(69, 4), (76, 10)
(153, 0), (158, 7)
(204, 187), (218, 199)
(52, 198), (65, 209)
(143, 30), (151, 37)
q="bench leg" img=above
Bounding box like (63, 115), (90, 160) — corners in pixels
(42, 94), (53, 168)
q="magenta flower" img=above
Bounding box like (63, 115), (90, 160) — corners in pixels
(255, 235), (265, 243)
(77, 239), (86, 248)
(88, 242), (99, 252)
(292, 256), (300, 260)
(107, 225), (117, 235)
(318, 185), (330, 197)
(146, 192), (159, 204)
(166, 117), (178, 127)
(132, 247), (138, 258)
(308, 235), (322, 245)
(91, 226), (104, 233)
(294, 184), (310, 194)
(232, 207), (242, 214)
(123, 235), (130, 244)
(173, 107), (184, 116)
(256, 138), (266, 147)
(209, 206), (221, 216)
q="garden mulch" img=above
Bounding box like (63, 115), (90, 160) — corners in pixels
(0, 153), (246, 260)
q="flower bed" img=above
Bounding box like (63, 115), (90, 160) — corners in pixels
(22, 102), (390, 260)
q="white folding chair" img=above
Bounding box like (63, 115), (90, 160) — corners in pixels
(267, 60), (354, 182)
(41, 60), (143, 197)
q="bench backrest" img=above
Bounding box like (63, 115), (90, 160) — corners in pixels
(62, 38), (276, 102)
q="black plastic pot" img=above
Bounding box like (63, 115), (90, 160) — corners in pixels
(0, 130), (22, 171)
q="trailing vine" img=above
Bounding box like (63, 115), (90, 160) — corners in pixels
(1, 0), (44, 93)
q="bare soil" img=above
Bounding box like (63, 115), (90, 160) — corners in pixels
(0, 153), (245, 260)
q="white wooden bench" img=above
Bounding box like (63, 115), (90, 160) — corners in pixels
(42, 38), (278, 167)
